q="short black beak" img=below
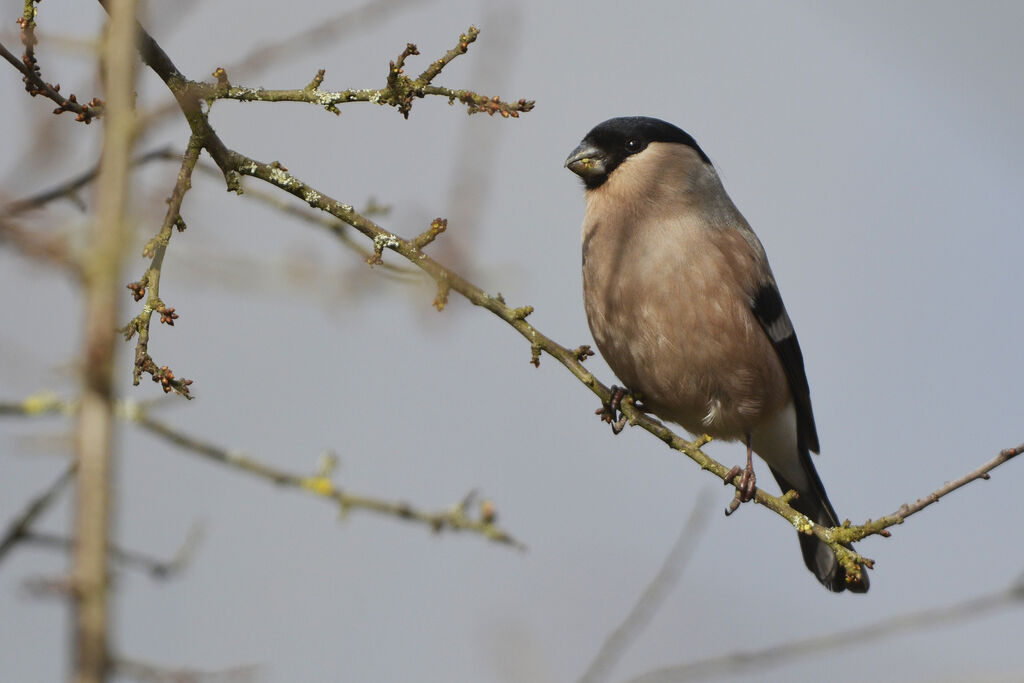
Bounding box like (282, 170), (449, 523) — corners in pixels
(565, 142), (606, 179)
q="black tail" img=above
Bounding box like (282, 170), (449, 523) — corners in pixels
(770, 456), (869, 593)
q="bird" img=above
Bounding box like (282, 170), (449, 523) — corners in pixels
(565, 116), (868, 593)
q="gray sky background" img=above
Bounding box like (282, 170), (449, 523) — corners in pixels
(2, 1), (1023, 682)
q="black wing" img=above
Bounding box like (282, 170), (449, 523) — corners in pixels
(751, 283), (820, 453)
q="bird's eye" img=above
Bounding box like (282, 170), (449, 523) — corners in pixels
(625, 139), (642, 153)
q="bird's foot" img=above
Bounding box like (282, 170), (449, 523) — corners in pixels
(595, 385), (630, 435)
(723, 460), (757, 516)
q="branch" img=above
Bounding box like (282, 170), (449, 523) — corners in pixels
(579, 489), (714, 683)
(119, 136), (203, 398)
(0, 461), (76, 562)
(854, 443), (1024, 537)
(75, 13), (531, 396)
(2, 147), (177, 216)
(72, 0), (137, 678)
(136, 0), (427, 132)
(113, 656), (259, 683)
(0, 148), (180, 280)
(0, 216), (81, 275)
(622, 572), (1024, 683)
(0, 2), (105, 123)
(190, 27), (534, 119)
(132, 408), (522, 548)
(189, 158), (416, 277)
(19, 524), (201, 580)
(1, 396), (523, 549)
(223, 129), (1024, 584)
(207, 148), (887, 571)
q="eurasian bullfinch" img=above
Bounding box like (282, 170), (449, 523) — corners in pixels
(566, 116), (868, 593)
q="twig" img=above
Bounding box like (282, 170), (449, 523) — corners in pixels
(113, 656), (260, 683)
(855, 443), (1024, 537)
(0, 216), (80, 275)
(431, 2), (523, 274)
(622, 572), (1024, 683)
(123, 23), (533, 120)
(1, 148), (179, 281)
(2, 147), (177, 216)
(0, 461), (77, 562)
(178, 26), (533, 119)
(136, 0), (426, 132)
(81, 10), (531, 394)
(131, 409), (523, 548)
(188, 159), (416, 277)
(119, 136), (202, 398)
(1, 396), (523, 548)
(20, 523), (202, 579)
(0, 6), (105, 123)
(193, 75), (534, 119)
(579, 489), (714, 683)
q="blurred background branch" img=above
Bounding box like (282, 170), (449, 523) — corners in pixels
(579, 488), (714, 683)
(71, 0), (137, 679)
(1, 396), (521, 549)
(623, 572), (1024, 683)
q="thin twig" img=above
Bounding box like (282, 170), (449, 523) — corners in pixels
(579, 488), (714, 683)
(113, 656), (260, 683)
(1, 148), (179, 281)
(191, 76), (534, 118)
(189, 159), (416, 277)
(119, 136), (202, 397)
(176, 26), (533, 119)
(136, 0), (426, 132)
(2, 147), (177, 216)
(858, 443), (1024, 536)
(433, 3), (523, 273)
(1, 397), (523, 548)
(20, 522), (202, 579)
(0, 461), (77, 562)
(0, 24), (104, 123)
(622, 572), (1024, 683)
(132, 409), (523, 548)
(0, 216), (80, 275)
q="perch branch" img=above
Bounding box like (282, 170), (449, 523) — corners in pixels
(214, 122), (1024, 586)
(855, 443), (1024, 537)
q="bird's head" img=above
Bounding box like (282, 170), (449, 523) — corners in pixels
(565, 116), (711, 191)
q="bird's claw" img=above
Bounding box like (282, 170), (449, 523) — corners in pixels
(724, 491), (743, 516)
(723, 461), (757, 516)
(596, 385), (630, 435)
